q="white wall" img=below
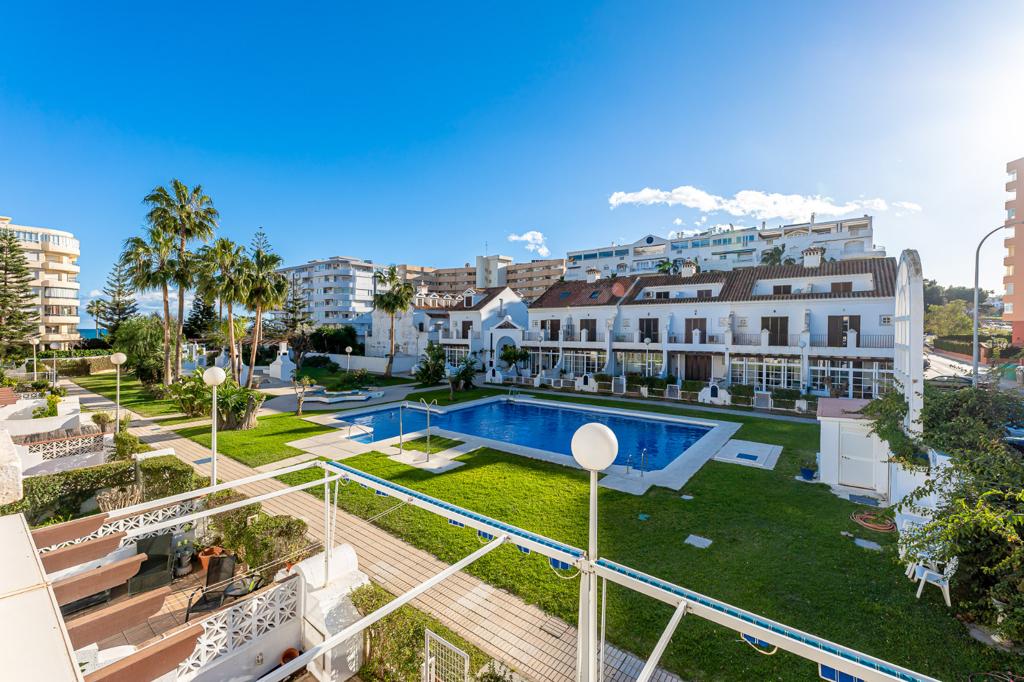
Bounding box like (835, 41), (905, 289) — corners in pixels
(0, 397), (81, 437)
(818, 416), (891, 497)
(306, 352), (417, 375)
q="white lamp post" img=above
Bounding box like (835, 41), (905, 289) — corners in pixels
(571, 423), (618, 682)
(48, 342), (60, 382)
(30, 338), (39, 379)
(203, 366), (227, 485)
(973, 221), (1022, 386)
(110, 352), (127, 433)
(345, 346), (353, 373)
(644, 337), (652, 377)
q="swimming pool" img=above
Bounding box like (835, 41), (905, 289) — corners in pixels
(336, 399), (712, 471)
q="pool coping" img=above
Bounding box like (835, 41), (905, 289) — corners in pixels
(311, 396), (743, 494)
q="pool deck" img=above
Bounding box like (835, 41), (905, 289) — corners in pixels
(286, 396), (744, 494)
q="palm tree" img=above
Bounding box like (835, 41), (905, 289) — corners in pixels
(760, 246), (784, 266)
(656, 259), (679, 275)
(244, 244), (288, 387)
(373, 266), (416, 377)
(144, 180), (219, 379)
(85, 299), (106, 340)
(122, 226), (177, 384)
(198, 238), (249, 379)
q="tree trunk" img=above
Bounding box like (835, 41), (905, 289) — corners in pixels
(175, 233), (186, 381)
(161, 283), (172, 385)
(227, 302), (238, 381)
(385, 312), (396, 377)
(246, 305), (262, 388)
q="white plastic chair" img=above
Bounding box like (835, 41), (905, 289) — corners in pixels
(914, 557), (957, 607)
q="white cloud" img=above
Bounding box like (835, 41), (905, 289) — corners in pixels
(893, 200), (923, 212)
(507, 230), (551, 258)
(608, 185), (922, 223)
(87, 289), (102, 298)
(672, 218), (683, 226)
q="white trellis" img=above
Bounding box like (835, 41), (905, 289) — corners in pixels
(38, 499), (201, 553)
(423, 629), (469, 682)
(177, 576), (302, 679)
(27, 433), (106, 460)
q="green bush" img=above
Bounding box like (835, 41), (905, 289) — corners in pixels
(729, 383), (754, 397)
(209, 499), (262, 552)
(49, 385), (67, 397)
(771, 387), (801, 401)
(241, 514), (309, 579)
(0, 461), (136, 525)
(302, 355), (341, 371)
(414, 342), (446, 386)
(139, 455), (207, 501)
(169, 371), (211, 417)
(91, 412), (114, 432)
(681, 379), (704, 393)
(56, 359), (92, 376)
(32, 394), (60, 419)
(933, 338), (972, 355)
(350, 583), (490, 681)
(39, 349), (112, 358)
(592, 373), (612, 383)
(111, 430), (142, 461)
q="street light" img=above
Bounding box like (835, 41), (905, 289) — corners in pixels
(345, 345), (353, 373)
(571, 423), (618, 682)
(30, 338), (39, 379)
(203, 366), (227, 485)
(48, 342), (59, 383)
(110, 352), (127, 433)
(973, 222), (1023, 386)
(644, 337), (652, 377)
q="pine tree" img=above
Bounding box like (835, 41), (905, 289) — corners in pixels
(281, 278), (311, 335)
(0, 228), (39, 360)
(183, 294), (217, 340)
(98, 259), (139, 336)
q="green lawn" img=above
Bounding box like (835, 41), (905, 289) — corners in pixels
(402, 435), (463, 454)
(297, 366), (417, 390)
(276, 392), (1018, 680)
(70, 372), (179, 417)
(174, 412), (336, 468)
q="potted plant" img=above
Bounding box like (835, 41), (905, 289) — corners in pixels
(174, 538), (195, 577)
(197, 544), (225, 571)
(800, 456), (818, 481)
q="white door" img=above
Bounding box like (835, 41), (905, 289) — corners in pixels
(838, 425), (875, 489)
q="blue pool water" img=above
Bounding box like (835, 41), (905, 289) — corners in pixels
(338, 400), (711, 471)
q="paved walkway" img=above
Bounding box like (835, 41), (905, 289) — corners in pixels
(63, 380), (681, 682)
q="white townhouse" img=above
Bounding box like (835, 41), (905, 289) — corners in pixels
(437, 286), (528, 367)
(364, 286), (455, 359)
(564, 215), (882, 281)
(523, 247), (898, 399)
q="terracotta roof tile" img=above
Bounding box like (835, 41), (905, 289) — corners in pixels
(529, 277), (637, 309)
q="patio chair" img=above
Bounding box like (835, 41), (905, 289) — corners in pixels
(914, 557), (958, 607)
(185, 554), (237, 621)
(127, 532), (175, 596)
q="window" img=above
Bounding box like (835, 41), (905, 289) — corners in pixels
(589, 290), (600, 299)
(559, 291), (571, 299)
(639, 318), (660, 342)
(1009, 208), (1017, 220)
(599, 251), (613, 258)
(697, 289), (712, 299)
(579, 319), (597, 339)
(1006, 302), (1015, 314)
(773, 284), (792, 295)
(879, 315), (893, 326)
(827, 315), (860, 347)
(760, 316), (789, 346)
(614, 249), (629, 256)
(582, 253), (598, 260)
(654, 291), (669, 299)
(1008, 283), (1015, 295)
(830, 281), (853, 294)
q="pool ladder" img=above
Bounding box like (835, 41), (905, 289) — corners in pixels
(507, 387), (519, 402)
(625, 448), (647, 477)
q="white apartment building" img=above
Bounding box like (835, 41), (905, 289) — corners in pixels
(437, 286), (528, 366)
(565, 215), (882, 281)
(277, 256), (378, 335)
(523, 247), (898, 399)
(1, 216), (81, 349)
(364, 285), (454, 360)
(419, 254), (566, 302)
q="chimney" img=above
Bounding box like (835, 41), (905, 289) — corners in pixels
(586, 268), (601, 283)
(679, 259), (698, 277)
(801, 246), (825, 269)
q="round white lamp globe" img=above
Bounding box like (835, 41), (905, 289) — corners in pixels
(345, 346), (353, 354)
(110, 352), (127, 366)
(203, 366), (227, 387)
(571, 422), (618, 472)
(30, 338), (39, 347)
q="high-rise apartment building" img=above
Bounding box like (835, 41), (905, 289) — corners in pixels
(1003, 157), (1024, 343)
(1, 216), (81, 349)
(417, 254), (566, 302)
(276, 256), (378, 334)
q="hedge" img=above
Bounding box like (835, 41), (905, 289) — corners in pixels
(933, 338), (973, 355)
(39, 349), (112, 358)
(0, 456), (208, 526)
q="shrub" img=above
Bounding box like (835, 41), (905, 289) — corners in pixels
(681, 379), (704, 393)
(241, 514), (310, 579)
(56, 358), (91, 376)
(302, 355), (340, 370)
(592, 373), (612, 383)
(49, 385), (67, 397)
(771, 387), (801, 401)
(113, 315), (166, 384)
(32, 394), (60, 419)
(30, 380), (49, 391)
(414, 342), (446, 386)
(111, 430), (143, 462)
(350, 583), (490, 681)
(169, 371), (211, 417)
(91, 412), (115, 432)
(145, 383), (173, 400)
(215, 379), (267, 430)
(39, 349), (111, 358)
(139, 455), (207, 501)
(0, 460), (136, 525)
(728, 383), (754, 397)
(209, 499), (262, 553)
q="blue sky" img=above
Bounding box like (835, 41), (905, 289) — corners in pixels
(1, 2), (1021, 322)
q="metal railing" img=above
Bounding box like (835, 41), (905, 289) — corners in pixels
(859, 334), (895, 348)
(809, 334), (829, 347)
(733, 333), (762, 346)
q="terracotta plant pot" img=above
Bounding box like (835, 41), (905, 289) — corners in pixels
(280, 647), (301, 665)
(197, 546), (224, 572)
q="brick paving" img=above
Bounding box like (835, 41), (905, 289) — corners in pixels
(66, 380), (683, 682)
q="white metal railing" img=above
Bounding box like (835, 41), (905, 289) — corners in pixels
(177, 576), (301, 679)
(38, 499), (202, 553)
(15, 391), (45, 400)
(27, 433), (106, 460)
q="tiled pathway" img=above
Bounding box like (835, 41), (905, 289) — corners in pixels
(65, 380), (682, 682)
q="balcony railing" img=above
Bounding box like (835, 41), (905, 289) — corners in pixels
(810, 334), (829, 347)
(859, 334), (895, 349)
(733, 333), (762, 346)
(26, 433), (106, 460)
(38, 499), (202, 553)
